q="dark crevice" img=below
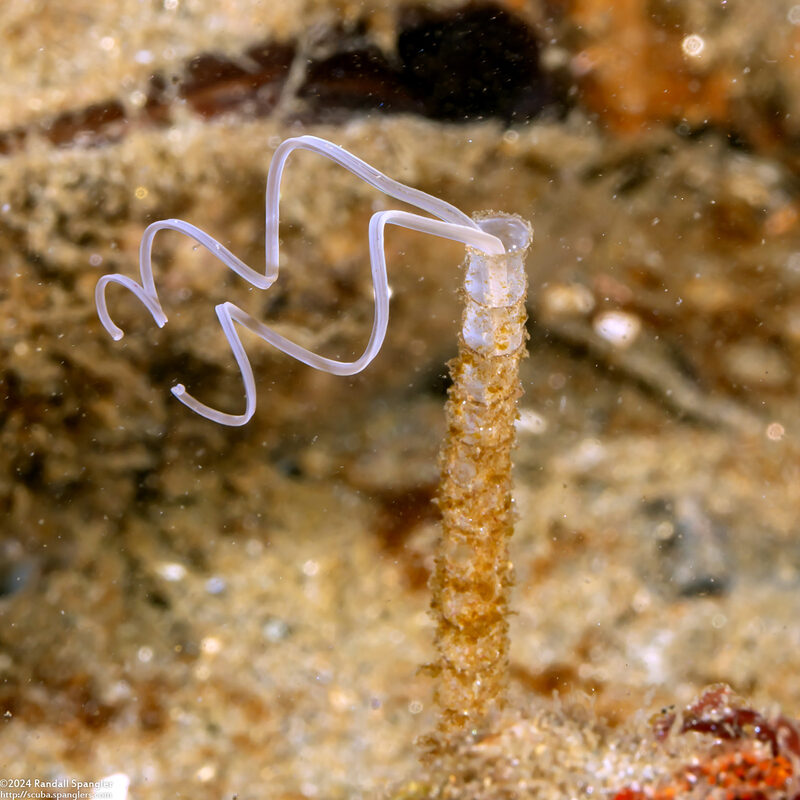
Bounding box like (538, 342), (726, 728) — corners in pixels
(0, 2), (565, 157)
(179, 42), (296, 119)
(299, 46), (420, 116)
(397, 3), (557, 122)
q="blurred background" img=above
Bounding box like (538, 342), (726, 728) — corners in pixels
(2, 1), (800, 797)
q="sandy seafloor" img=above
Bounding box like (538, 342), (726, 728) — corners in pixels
(3, 1), (800, 798)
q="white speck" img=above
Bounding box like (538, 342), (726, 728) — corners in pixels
(196, 764), (216, 783)
(682, 34), (705, 57)
(789, 5), (800, 24)
(571, 438), (606, 470)
(99, 36), (116, 51)
(515, 409), (548, 435)
(766, 422), (785, 441)
(205, 576), (226, 595)
(302, 559), (319, 577)
(200, 636), (222, 655)
(593, 310), (642, 348)
(637, 630), (672, 684)
(137, 646), (154, 663)
(245, 538), (264, 557)
(89, 253), (103, 267)
(129, 90), (147, 109)
(263, 618), (289, 642)
(156, 562), (186, 582)
(541, 282), (595, 317)
(408, 700), (423, 714)
(134, 49), (154, 64)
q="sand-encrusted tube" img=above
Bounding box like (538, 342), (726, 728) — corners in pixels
(430, 213), (532, 742)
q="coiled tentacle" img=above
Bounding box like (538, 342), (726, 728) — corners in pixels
(95, 135), (505, 426)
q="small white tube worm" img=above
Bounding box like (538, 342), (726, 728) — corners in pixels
(429, 213), (533, 744)
(95, 136), (504, 425)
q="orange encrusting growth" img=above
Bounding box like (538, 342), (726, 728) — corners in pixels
(615, 752), (795, 800)
(428, 214), (532, 744)
(565, 0), (731, 136)
(615, 685), (800, 800)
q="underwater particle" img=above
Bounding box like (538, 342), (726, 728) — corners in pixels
(128, 90), (147, 109)
(788, 5), (800, 24)
(134, 186), (148, 200)
(302, 559), (319, 577)
(205, 576), (226, 594)
(328, 687), (357, 712)
(516, 408), (547, 436)
(766, 422), (785, 440)
(568, 438), (606, 471)
(156, 562), (186, 582)
(200, 636), (222, 655)
(195, 764), (216, 783)
(592, 310), (641, 348)
(786, 252), (800, 272)
(681, 34), (705, 58)
(541, 282), (595, 319)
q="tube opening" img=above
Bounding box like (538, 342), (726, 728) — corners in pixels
(476, 215), (532, 253)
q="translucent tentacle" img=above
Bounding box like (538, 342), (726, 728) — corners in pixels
(95, 135), (505, 425)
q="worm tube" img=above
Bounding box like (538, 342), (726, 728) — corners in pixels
(428, 213), (533, 747)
